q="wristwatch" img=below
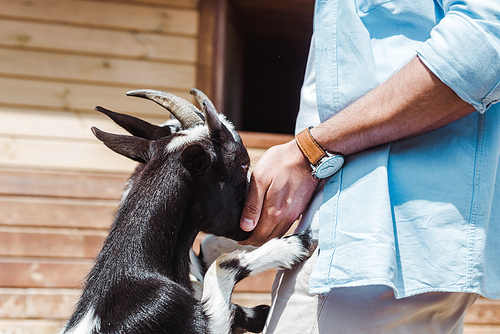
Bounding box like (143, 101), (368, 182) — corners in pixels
(295, 127), (344, 179)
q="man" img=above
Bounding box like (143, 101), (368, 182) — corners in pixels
(239, 0), (500, 332)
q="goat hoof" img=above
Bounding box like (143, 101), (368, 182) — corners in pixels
(298, 228), (318, 257)
(283, 228), (318, 260)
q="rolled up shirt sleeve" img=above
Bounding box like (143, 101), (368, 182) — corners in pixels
(417, 1), (500, 113)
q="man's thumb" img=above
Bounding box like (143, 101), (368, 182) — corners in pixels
(240, 183), (263, 232)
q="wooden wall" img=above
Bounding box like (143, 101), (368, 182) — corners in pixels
(0, 0), (498, 333)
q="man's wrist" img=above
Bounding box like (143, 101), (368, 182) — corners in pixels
(295, 127), (344, 179)
(295, 127), (327, 165)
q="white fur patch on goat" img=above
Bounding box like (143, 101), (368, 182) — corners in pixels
(61, 308), (99, 334)
(165, 114), (239, 155)
(165, 125), (208, 154)
(201, 258), (236, 334)
(189, 249), (205, 300)
(120, 178), (133, 202)
(160, 118), (182, 133)
(239, 236), (309, 274)
(217, 113), (239, 141)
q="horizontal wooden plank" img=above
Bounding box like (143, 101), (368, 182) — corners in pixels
(0, 196), (116, 229)
(232, 292), (272, 308)
(464, 325), (500, 334)
(0, 77), (194, 116)
(0, 258), (91, 288)
(0, 168), (129, 200)
(239, 131), (294, 149)
(0, 48), (196, 89)
(465, 297), (500, 325)
(0, 107), (170, 141)
(0, 228), (106, 259)
(0, 288), (79, 320)
(0, 0), (198, 35)
(0, 319), (65, 334)
(0, 135), (140, 173)
(97, 0), (199, 8)
(0, 19), (197, 63)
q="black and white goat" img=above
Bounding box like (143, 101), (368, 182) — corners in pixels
(60, 89), (316, 334)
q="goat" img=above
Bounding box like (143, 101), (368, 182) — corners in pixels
(60, 89), (316, 334)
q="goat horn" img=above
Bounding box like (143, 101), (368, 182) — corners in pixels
(201, 100), (222, 139)
(191, 88), (228, 140)
(190, 88), (217, 114)
(126, 89), (204, 129)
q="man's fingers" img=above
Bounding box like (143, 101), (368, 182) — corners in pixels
(238, 140), (320, 246)
(240, 174), (265, 232)
(239, 187), (294, 246)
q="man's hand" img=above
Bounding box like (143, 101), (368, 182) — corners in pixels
(239, 140), (320, 246)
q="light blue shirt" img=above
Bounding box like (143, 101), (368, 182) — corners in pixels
(296, 0), (500, 299)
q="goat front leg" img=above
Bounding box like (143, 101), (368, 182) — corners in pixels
(201, 230), (317, 333)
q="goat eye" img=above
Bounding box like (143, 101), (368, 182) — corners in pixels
(241, 164), (249, 172)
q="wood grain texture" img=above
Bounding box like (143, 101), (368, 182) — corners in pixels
(0, 0), (198, 35)
(0, 288), (79, 319)
(0, 258), (91, 289)
(0, 49), (196, 89)
(0, 168), (128, 199)
(95, 0), (199, 9)
(465, 297), (500, 325)
(0, 20), (197, 63)
(0, 196), (116, 229)
(0, 319), (66, 334)
(0, 228), (106, 259)
(0, 78), (192, 116)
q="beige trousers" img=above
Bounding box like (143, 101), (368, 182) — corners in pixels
(263, 249), (478, 334)
(263, 184), (479, 334)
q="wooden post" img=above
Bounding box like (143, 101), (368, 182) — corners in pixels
(197, 0), (227, 113)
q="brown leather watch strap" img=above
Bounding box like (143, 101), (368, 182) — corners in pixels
(295, 127), (326, 166)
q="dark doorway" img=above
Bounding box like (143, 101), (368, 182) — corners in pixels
(223, 0), (314, 134)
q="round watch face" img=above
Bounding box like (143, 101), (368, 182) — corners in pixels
(315, 155), (344, 178)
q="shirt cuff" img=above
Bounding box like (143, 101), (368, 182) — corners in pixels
(417, 11), (500, 113)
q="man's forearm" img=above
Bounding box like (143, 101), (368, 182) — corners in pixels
(311, 56), (475, 155)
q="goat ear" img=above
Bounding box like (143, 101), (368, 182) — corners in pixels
(181, 144), (210, 177)
(92, 127), (152, 163)
(95, 106), (172, 140)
